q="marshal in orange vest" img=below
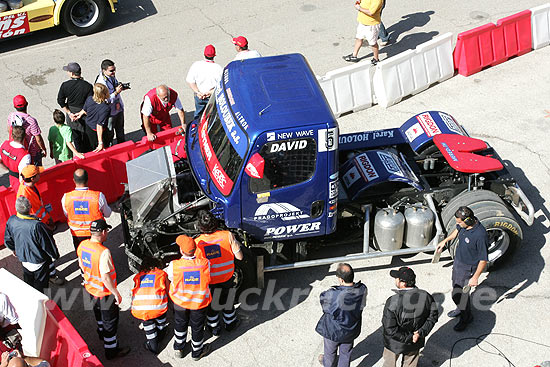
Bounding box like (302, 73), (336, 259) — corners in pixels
(131, 268), (169, 320)
(77, 239), (117, 298)
(64, 189), (104, 237)
(195, 231), (235, 284)
(169, 257), (211, 310)
(17, 183), (52, 225)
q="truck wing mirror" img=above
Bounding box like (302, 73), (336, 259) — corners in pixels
(245, 153), (265, 179)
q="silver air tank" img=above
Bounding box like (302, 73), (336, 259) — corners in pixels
(404, 205), (434, 248)
(374, 208), (405, 251)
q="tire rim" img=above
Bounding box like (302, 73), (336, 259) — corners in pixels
(232, 266), (243, 292)
(487, 228), (510, 265)
(70, 0), (99, 28)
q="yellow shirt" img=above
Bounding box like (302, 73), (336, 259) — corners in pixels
(357, 0), (383, 25)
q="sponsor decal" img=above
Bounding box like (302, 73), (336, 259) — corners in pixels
(329, 180), (338, 199)
(200, 120), (212, 161)
(417, 113), (441, 137)
(267, 132), (275, 141)
(438, 112), (461, 134)
(355, 153), (379, 181)
(318, 127), (338, 152)
(404, 122), (424, 142)
(184, 271), (201, 285)
(266, 130), (314, 142)
(254, 203), (309, 221)
(342, 166), (361, 187)
(215, 87), (247, 157)
(212, 163), (227, 189)
(226, 88), (235, 105)
(73, 200), (90, 215)
(441, 142), (458, 162)
(265, 222), (322, 238)
(256, 192), (270, 203)
(81, 252), (92, 269)
(245, 162), (260, 178)
(234, 111), (249, 130)
(268, 140), (308, 153)
(140, 274), (156, 288)
(377, 151), (402, 175)
(203, 244), (222, 259)
(0, 12), (30, 39)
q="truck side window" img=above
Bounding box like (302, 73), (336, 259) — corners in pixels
(250, 138), (317, 193)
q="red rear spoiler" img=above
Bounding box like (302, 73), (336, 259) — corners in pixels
(433, 134), (503, 173)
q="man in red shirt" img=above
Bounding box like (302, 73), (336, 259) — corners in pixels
(140, 85), (186, 142)
(7, 95), (47, 166)
(1, 126), (31, 191)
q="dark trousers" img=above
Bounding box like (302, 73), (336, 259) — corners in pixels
(89, 294), (120, 355)
(378, 1), (389, 42)
(193, 95), (209, 120)
(85, 124), (111, 152)
(72, 235), (90, 251)
(451, 261), (476, 322)
(173, 307), (207, 358)
(323, 338), (353, 367)
(382, 347), (420, 367)
(67, 108), (89, 154)
(22, 260), (51, 293)
(142, 313), (168, 354)
(207, 279), (237, 331)
(109, 113), (125, 144)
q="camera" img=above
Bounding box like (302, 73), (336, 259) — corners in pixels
(119, 82), (131, 90)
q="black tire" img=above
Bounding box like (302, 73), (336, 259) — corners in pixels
(61, 0), (109, 36)
(232, 246), (257, 299)
(441, 190), (505, 228)
(443, 199), (522, 268)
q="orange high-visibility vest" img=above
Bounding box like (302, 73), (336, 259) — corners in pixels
(77, 240), (117, 298)
(64, 189), (103, 237)
(169, 257), (211, 310)
(195, 231), (235, 284)
(17, 183), (52, 225)
(131, 268), (169, 320)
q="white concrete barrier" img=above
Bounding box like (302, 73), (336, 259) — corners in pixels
(318, 61), (375, 117)
(0, 268), (48, 357)
(531, 3), (550, 49)
(373, 32), (454, 108)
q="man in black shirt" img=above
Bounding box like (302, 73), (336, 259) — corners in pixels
(437, 206), (488, 331)
(57, 62), (93, 153)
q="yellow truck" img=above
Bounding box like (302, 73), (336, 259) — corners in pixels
(0, 0), (117, 38)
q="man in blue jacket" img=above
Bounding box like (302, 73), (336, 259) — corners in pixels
(4, 197), (59, 293)
(316, 263), (367, 367)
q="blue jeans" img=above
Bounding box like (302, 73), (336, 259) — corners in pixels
(194, 95), (209, 120)
(378, 1), (389, 42)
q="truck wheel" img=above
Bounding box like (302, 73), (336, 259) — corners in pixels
(441, 189), (505, 227)
(233, 246), (257, 299)
(443, 201), (522, 268)
(61, 0), (108, 36)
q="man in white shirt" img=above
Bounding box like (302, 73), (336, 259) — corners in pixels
(186, 45), (224, 121)
(232, 36), (262, 61)
(140, 85), (186, 142)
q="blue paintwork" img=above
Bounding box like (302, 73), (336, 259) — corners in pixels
(185, 54), (468, 242)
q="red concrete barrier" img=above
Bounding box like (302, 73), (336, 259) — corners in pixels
(0, 186), (15, 247)
(41, 300), (104, 367)
(453, 10), (532, 76)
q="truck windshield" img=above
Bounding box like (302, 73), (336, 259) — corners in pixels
(199, 97), (245, 196)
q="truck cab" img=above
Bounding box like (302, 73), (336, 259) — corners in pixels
(185, 54), (339, 242)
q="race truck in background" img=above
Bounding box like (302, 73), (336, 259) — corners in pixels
(120, 53), (534, 291)
(0, 0), (117, 39)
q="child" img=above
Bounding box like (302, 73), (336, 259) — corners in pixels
(47, 109), (84, 164)
(131, 257), (170, 354)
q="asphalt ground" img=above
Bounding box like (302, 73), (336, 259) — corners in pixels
(1, 0), (550, 366)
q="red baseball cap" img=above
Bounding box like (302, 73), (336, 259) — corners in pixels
(232, 36), (248, 48)
(13, 95), (27, 108)
(204, 44), (216, 57)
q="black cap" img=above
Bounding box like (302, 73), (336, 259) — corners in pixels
(90, 219), (112, 232)
(62, 62), (81, 73)
(390, 267), (416, 283)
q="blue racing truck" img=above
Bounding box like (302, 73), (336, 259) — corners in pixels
(120, 54), (534, 290)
